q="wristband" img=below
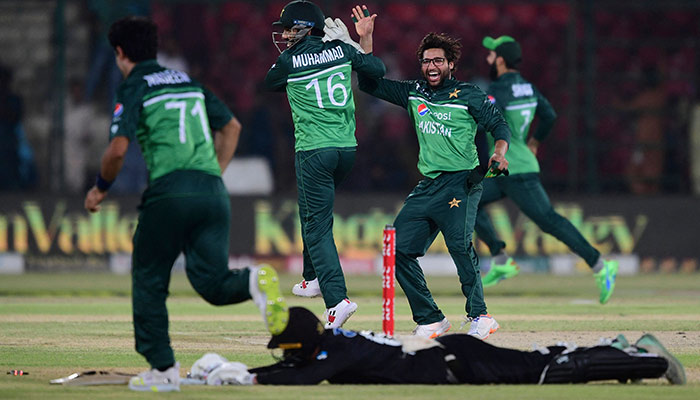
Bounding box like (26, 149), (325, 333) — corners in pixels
(95, 173), (114, 192)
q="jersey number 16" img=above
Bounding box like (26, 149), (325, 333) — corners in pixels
(304, 72), (349, 109)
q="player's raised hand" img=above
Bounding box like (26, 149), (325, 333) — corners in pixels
(351, 5), (376, 38)
(322, 17), (365, 53)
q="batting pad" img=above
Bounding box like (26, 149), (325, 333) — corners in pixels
(539, 346), (668, 384)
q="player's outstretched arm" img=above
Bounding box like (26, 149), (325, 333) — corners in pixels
(351, 5), (376, 53)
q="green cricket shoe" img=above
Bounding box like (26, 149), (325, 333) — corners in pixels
(600, 333), (630, 350)
(612, 333), (630, 351)
(482, 258), (520, 288)
(250, 265), (289, 335)
(594, 259), (618, 304)
(635, 333), (687, 385)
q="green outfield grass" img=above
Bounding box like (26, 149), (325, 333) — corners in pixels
(1, 272), (699, 399)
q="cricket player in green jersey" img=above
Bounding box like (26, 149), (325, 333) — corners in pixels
(83, 17), (288, 392)
(476, 35), (618, 304)
(355, 18), (511, 339)
(265, 1), (386, 329)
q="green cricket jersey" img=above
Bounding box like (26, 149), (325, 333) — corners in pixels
(358, 75), (510, 178)
(265, 36), (386, 152)
(109, 60), (234, 182)
(486, 72), (556, 175)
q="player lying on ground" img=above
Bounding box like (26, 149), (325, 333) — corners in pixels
(188, 307), (685, 386)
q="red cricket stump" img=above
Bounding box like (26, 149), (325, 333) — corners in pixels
(382, 225), (396, 336)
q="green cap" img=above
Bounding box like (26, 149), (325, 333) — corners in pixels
(273, 0), (325, 29)
(483, 35), (522, 65)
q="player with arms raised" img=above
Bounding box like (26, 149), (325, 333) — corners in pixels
(352, 7), (510, 340)
(265, 1), (386, 329)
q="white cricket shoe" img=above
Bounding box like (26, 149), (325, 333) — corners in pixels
(412, 317), (451, 339)
(466, 314), (499, 340)
(128, 362), (180, 392)
(324, 299), (358, 329)
(292, 278), (321, 297)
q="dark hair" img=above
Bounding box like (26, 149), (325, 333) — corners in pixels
(108, 16), (158, 62)
(504, 59), (521, 69)
(416, 33), (462, 72)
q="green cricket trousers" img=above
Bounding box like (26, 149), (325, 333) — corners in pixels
(295, 146), (356, 309)
(474, 173), (600, 267)
(131, 170), (252, 370)
(395, 170), (486, 324)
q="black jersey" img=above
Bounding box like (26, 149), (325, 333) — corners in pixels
(251, 328), (668, 385)
(251, 328), (451, 385)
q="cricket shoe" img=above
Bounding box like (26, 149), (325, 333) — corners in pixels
(250, 265), (289, 335)
(128, 362), (180, 392)
(482, 258), (520, 288)
(594, 259), (619, 304)
(598, 333), (630, 351)
(324, 299), (358, 329)
(412, 317), (451, 339)
(465, 314), (499, 340)
(635, 333), (686, 385)
(292, 278), (321, 297)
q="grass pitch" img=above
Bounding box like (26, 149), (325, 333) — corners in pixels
(1, 272), (699, 399)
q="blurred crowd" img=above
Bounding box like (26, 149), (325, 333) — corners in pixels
(1, 0), (698, 195)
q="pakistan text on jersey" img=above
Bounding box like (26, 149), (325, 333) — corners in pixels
(292, 46), (345, 69)
(418, 120), (452, 137)
(511, 83), (533, 97)
(143, 70), (192, 87)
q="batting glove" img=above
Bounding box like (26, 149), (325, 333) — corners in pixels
(322, 17), (365, 54)
(206, 362), (255, 385)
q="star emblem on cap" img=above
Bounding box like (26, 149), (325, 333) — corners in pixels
(449, 88), (461, 98)
(449, 198), (461, 208)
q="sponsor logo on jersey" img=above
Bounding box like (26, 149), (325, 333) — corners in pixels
(113, 103), (124, 118)
(417, 103), (430, 116)
(487, 95), (496, 104)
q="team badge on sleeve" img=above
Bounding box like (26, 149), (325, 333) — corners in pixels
(487, 95), (496, 104)
(113, 103), (124, 118)
(417, 103), (430, 116)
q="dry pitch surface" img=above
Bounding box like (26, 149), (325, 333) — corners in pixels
(0, 272), (698, 399)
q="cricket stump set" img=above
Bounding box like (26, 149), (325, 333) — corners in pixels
(382, 225), (396, 337)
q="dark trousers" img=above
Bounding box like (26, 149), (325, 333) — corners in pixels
(131, 171), (251, 369)
(438, 335), (667, 384)
(394, 170), (485, 324)
(295, 147), (356, 308)
(474, 173), (600, 267)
